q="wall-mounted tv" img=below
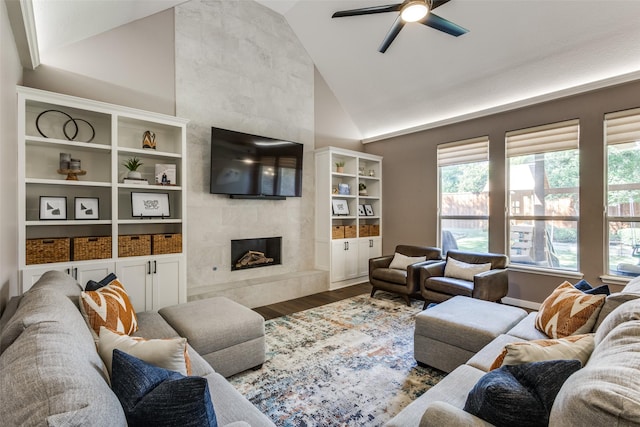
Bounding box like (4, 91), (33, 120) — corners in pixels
(210, 127), (303, 199)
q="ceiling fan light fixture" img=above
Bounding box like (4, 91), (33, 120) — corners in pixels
(400, 1), (429, 22)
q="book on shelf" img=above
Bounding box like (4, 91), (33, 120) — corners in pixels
(123, 178), (149, 185)
(155, 164), (176, 185)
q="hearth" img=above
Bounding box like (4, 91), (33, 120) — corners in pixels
(231, 237), (282, 271)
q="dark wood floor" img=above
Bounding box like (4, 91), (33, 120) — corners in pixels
(253, 282), (371, 320)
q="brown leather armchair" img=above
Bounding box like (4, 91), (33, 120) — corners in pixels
(369, 245), (442, 306)
(420, 250), (509, 308)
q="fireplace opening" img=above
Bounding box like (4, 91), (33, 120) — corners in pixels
(231, 237), (282, 271)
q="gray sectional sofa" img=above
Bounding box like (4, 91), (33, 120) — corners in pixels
(0, 270), (275, 427)
(386, 277), (640, 426)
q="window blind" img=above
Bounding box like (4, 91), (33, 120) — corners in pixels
(605, 107), (640, 146)
(506, 119), (579, 157)
(437, 136), (489, 167)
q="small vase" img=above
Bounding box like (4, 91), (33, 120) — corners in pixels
(337, 166), (344, 173)
(127, 171), (142, 179)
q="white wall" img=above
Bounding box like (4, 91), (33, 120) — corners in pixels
(0, 1), (23, 313)
(174, 0), (317, 296)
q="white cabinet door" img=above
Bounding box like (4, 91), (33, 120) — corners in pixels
(21, 261), (115, 293)
(331, 239), (359, 282)
(153, 257), (183, 311)
(358, 237), (382, 277)
(116, 256), (183, 312)
(116, 259), (153, 313)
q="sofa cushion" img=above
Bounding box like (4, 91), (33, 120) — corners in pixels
(535, 281), (605, 338)
(111, 349), (217, 427)
(389, 252), (426, 270)
(550, 305), (640, 425)
(0, 287), (125, 426)
(80, 279), (138, 340)
(490, 333), (594, 370)
(593, 276), (640, 330)
(98, 327), (191, 376)
(506, 312), (549, 341)
(427, 276), (474, 297)
(445, 257), (491, 281)
(464, 360), (581, 427)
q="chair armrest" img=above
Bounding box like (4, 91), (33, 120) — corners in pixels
(420, 401), (493, 427)
(369, 255), (393, 270)
(472, 269), (509, 302)
(406, 260), (440, 293)
(419, 261), (446, 292)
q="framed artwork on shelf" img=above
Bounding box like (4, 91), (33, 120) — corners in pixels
(39, 196), (67, 220)
(358, 204), (366, 216)
(74, 197), (99, 220)
(332, 199), (350, 216)
(131, 192), (170, 218)
(364, 204), (374, 216)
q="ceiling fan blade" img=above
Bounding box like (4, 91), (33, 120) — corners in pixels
(419, 12), (468, 37)
(378, 16), (405, 53)
(430, 0), (452, 11)
(332, 3), (403, 18)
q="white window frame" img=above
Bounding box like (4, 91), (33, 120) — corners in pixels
(437, 136), (490, 254)
(506, 119), (580, 271)
(604, 107), (640, 277)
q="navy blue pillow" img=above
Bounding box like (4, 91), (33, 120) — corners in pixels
(111, 349), (217, 427)
(573, 279), (610, 295)
(85, 272), (118, 291)
(464, 359), (581, 427)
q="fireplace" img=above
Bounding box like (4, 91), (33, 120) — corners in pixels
(231, 237), (282, 271)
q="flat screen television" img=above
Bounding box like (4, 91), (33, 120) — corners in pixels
(210, 127), (303, 199)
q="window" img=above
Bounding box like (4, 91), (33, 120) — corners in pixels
(605, 108), (640, 277)
(506, 120), (580, 271)
(437, 136), (489, 255)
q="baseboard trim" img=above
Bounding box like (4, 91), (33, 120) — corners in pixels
(502, 297), (541, 311)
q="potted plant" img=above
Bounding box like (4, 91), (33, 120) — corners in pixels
(123, 157), (144, 179)
(359, 182), (367, 196)
(335, 161), (345, 173)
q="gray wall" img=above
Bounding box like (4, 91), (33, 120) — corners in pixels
(174, 0), (316, 293)
(365, 79), (640, 303)
(0, 1), (22, 314)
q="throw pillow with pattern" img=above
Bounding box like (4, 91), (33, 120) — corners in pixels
(80, 279), (138, 340)
(535, 281), (605, 338)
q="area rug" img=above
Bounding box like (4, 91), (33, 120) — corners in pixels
(228, 292), (446, 426)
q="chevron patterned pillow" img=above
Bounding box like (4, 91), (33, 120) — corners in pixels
(80, 279), (138, 340)
(535, 281), (605, 339)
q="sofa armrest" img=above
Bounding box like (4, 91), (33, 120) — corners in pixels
(369, 255), (393, 270)
(420, 401), (493, 427)
(472, 269), (508, 302)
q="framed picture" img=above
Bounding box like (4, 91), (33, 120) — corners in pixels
(364, 204), (374, 216)
(131, 192), (170, 217)
(358, 204), (366, 216)
(39, 196), (67, 220)
(332, 199), (350, 216)
(74, 197), (99, 220)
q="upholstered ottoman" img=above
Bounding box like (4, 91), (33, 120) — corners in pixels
(414, 296), (527, 373)
(159, 297), (265, 378)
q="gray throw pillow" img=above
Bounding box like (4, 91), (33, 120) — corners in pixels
(464, 359), (581, 427)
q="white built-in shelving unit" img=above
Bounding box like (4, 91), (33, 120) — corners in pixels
(17, 86), (188, 311)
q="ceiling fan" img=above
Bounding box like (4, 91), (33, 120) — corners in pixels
(332, 0), (468, 53)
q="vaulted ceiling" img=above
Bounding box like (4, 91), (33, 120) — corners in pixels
(23, 0), (640, 142)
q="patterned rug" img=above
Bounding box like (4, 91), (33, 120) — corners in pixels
(228, 292), (446, 426)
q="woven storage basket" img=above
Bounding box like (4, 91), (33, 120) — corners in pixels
(344, 225), (357, 238)
(73, 236), (112, 261)
(332, 225), (345, 239)
(152, 233), (182, 255)
(359, 224), (370, 237)
(118, 234), (151, 257)
(26, 238), (70, 265)
(369, 224), (380, 236)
